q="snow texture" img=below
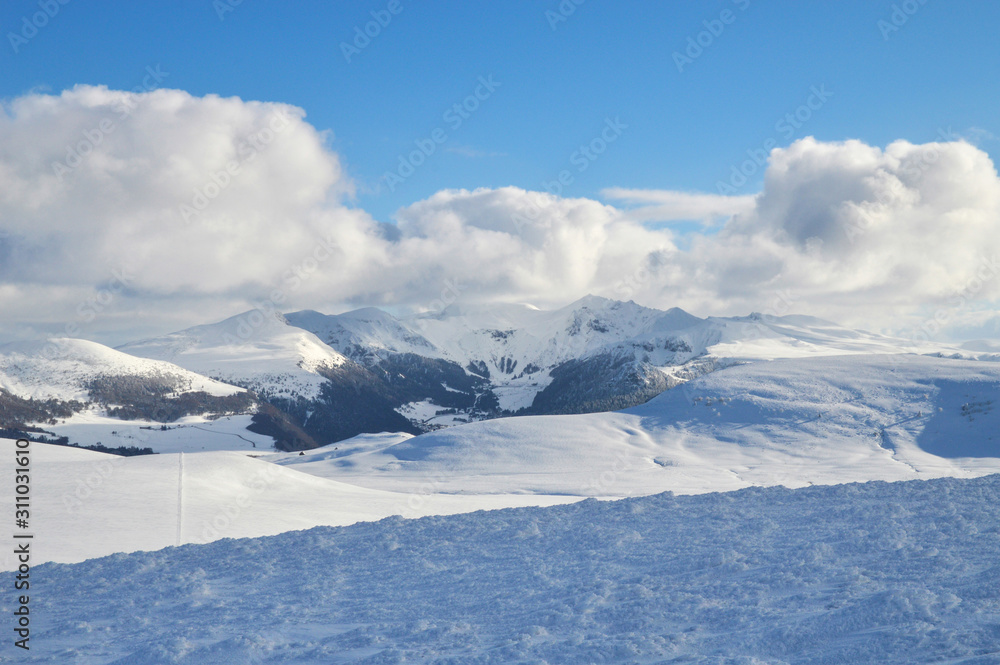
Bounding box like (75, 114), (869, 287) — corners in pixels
(6, 474), (1000, 663)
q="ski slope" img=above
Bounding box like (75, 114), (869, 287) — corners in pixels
(8, 474), (1000, 663)
(0, 438), (575, 570)
(282, 354), (1000, 496)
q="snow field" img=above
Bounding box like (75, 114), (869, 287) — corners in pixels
(0, 438), (576, 570)
(45, 411), (273, 454)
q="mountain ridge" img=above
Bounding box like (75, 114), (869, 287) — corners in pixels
(1, 297), (982, 452)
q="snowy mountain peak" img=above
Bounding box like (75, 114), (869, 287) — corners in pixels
(285, 308), (437, 364)
(120, 309), (349, 401)
(565, 293), (615, 309)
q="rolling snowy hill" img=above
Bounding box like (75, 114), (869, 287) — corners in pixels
(118, 310), (350, 402)
(279, 353), (1000, 496)
(0, 338), (244, 403)
(0, 338), (257, 450)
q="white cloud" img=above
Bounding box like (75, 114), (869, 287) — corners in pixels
(1, 87), (999, 343)
(602, 187), (756, 224)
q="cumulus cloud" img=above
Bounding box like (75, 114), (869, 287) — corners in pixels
(702, 138), (1000, 318)
(1, 86), (999, 343)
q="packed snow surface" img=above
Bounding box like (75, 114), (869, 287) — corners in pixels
(8, 474), (1000, 663)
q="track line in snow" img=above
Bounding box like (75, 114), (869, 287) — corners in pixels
(176, 452), (184, 546)
(187, 424), (259, 447)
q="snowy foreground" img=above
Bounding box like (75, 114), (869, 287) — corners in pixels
(0, 438), (574, 570)
(4, 474), (1000, 663)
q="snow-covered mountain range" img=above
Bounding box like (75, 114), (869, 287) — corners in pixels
(0, 296), (984, 452)
(288, 295), (934, 427)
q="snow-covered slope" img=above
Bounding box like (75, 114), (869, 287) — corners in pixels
(10, 473), (1000, 663)
(118, 309), (419, 447)
(44, 412), (275, 454)
(285, 307), (438, 364)
(119, 309), (348, 401)
(287, 354), (1000, 496)
(700, 312), (929, 360)
(0, 337), (244, 402)
(0, 437), (575, 569)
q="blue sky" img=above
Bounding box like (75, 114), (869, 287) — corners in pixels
(3, 0), (998, 222)
(2, 0), (1000, 342)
